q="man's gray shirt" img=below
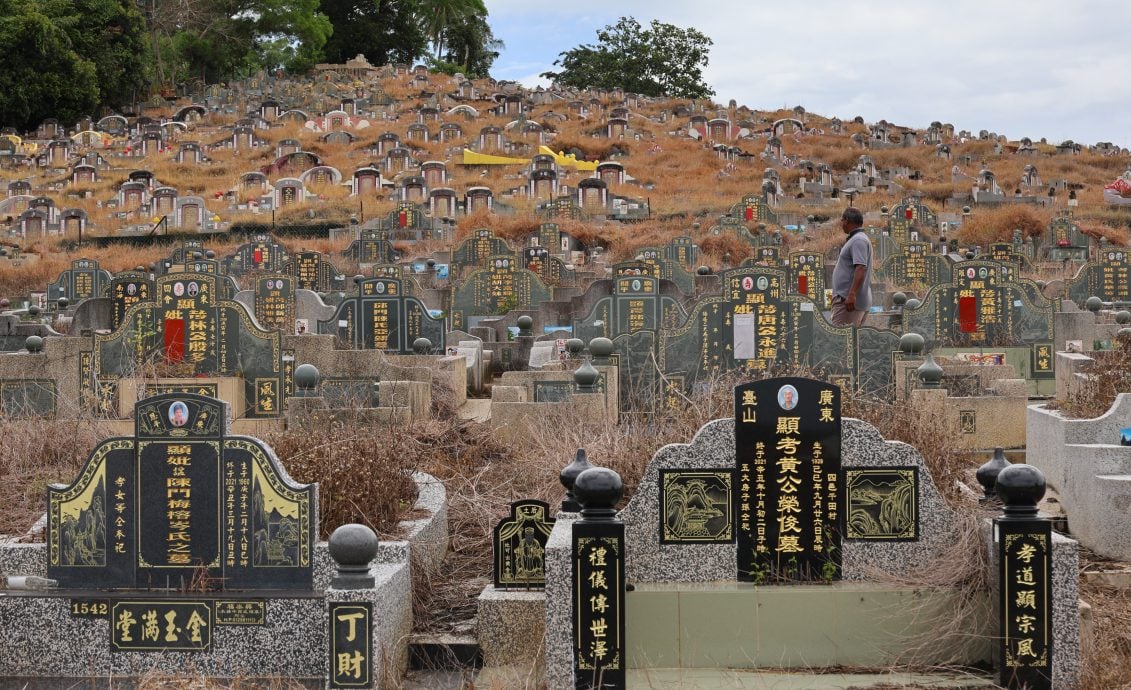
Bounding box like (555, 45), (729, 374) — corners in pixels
(831, 231), (873, 311)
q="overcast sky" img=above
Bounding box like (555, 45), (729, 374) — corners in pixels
(484, 0), (1131, 148)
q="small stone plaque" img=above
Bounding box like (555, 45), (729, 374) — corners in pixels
(960, 410), (976, 434)
(69, 598), (109, 619)
(493, 499), (555, 589)
(330, 602), (373, 688)
(215, 600), (266, 625)
(844, 467), (919, 541)
(659, 470), (734, 544)
(111, 600), (212, 652)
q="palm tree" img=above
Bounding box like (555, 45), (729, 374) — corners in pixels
(417, 0), (486, 60)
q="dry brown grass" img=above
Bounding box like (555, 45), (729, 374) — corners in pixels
(1055, 343), (1131, 420)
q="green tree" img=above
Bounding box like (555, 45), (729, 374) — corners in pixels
(542, 16), (714, 99)
(147, 0), (330, 87)
(50, 0), (149, 110)
(320, 0), (427, 66)
(0, 0), (99, 130)
(417, 0), (485, 60)
(432, 9), (502, 78)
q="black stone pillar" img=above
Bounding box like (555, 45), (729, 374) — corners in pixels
(572, 467), (625, 690)
(995, 463), (1053, 690)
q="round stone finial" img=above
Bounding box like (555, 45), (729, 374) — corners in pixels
(560, 448), (593, 512)
(135, 265), (146, 272)
(25, 335), (44, 353)
(962, 205), (971, 214)
(904, 298), (923, 311)
(353, 274), (364, 285)
(1117, 327), (1131, 347)
(696, 266), (710, 276)
(589, 337), (614, 360)
(0, 298), (9, 309)
(575, 467), (624, 521)
(205, 250), (216, 259)
(917, 353), (943, 387)
(757, 222), (766, 231)
(1115, 310), (1131, 325)
(964, 249), (976, 260)
(1085, 296), (1104, 313)
(565, 338), (584, 356)
(294, 363), (320, 392)
(516, 315), (533, 334)
(329, 523), (380, 589)
(58, 297), (69, 309)
(574, 358), (600, 391)
(976, 447), (1011, 501)
(892, 292), (908, 307)
(148, 263), (156, 272)
(412, 337), (432, 354)
(426, 258), (436, 269)
(880, 205), (889, 215)
(27, 305), (40, 317)
(899, 332), (925, 354)
(995, 463), (1046, 518)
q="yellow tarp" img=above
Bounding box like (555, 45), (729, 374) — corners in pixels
(460, 146), (599, 171)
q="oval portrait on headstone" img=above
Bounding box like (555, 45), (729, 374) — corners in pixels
(757, 276), (769, 291)
(173, 281), (185, 296)
(187, 281), (199, 297)
(978, 267), (988, 279)
(375, 281), (385, 294)
(127, 283), (137, 296)
(777, 384), (799, 411)
(168, 400), (189, 427)
(967, 268), (976, 279)
(631, 279), (642, 292)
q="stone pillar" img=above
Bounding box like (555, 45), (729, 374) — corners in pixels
(994, 464), (1052, 689)
(571, 467), (625, 690)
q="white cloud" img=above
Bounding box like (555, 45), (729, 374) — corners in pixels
(485, 0), (1131, 146)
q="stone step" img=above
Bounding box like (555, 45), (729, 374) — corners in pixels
(408, 632), (481, 671)
(627, 582), (992, 670)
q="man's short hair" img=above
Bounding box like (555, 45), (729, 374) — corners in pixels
(842, 207), (864, 226)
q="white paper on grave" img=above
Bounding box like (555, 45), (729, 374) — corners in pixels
(733, 312), (756, 360)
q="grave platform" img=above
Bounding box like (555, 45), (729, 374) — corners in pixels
(625, 581), (992, 670)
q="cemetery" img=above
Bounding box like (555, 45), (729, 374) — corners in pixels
(0, 56), (1130, 690)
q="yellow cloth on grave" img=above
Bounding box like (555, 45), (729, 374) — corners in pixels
(460, 146), (599, 171)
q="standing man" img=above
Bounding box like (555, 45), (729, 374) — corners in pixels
(830, 207), (873, 327)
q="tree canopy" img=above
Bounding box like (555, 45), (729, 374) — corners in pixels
(0, 0), (151, 129)
(542, 17), (714, 99)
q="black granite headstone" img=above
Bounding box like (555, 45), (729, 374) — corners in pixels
(48, 393), (316, 590)
(734, 377), (842, 582)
